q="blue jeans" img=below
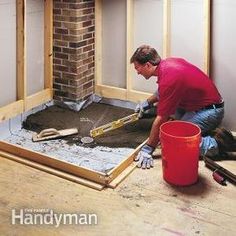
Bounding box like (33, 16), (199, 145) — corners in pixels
(175, 107), (224, 156)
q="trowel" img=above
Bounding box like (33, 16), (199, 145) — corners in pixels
(32, 128), (78, 142)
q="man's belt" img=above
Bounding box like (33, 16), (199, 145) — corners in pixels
(201, 101), (224, 110)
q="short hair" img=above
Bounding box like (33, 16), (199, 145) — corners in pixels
(130, 45), (161, 66)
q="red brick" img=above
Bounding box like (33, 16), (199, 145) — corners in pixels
(54, 52), (68, 59)
(82, 20), (92, 27)
(55, 28), (68, 34)
(54, 46), (62, 52)
(53, 0), (95, 102)
(83, 45), (92, 52)
(53, 21), (62, 27)
(54, 65), (69, 72)
(54, 40), (68, 47)
(53, 9), (61, 15)
(55, 78), (69, 85)
(53, 58), (62, 65)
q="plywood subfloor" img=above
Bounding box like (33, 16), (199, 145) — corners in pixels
(0, 157), (235, 235)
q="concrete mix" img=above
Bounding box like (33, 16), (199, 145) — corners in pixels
(3, 103), (153, 173)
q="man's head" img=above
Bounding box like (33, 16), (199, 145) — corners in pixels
(130, 45), (161, 80)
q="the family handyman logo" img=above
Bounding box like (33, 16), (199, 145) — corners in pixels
(11, 209), (98, 227)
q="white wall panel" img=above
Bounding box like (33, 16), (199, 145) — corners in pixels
(102, 0), (126, 88)
(132, 0), (163, 93)
(26, 0), (44, 96)
(212, 0), (236, 130)
(0, 0), (16, 106)
(170, 0), (204, 70)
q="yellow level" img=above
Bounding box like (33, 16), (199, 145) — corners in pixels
(90, 113), (139, 138)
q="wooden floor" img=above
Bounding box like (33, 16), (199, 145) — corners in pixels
(0, 156), (236, 236)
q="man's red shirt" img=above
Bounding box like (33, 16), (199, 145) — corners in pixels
(155, 58), (222, 117)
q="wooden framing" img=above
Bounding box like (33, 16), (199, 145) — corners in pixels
(0, 0), (212, 190)
(0, 100), (24, 122)
(0, 138), (146, 190)
(95, 0), (102, 87)
(44, 0), (53, 91)
(25, 89), (52, 111)
(163, 0), (171, 58)
(94, 0), (211, 101)
(0, 0), (53, 123)
(203, 0), (211, 75)
(0, 0), (143, 190)
(126, 0), (134, 96)
(94, 0), (153, 103)
(16, 0), (26, 102)
(0, 150), (104, 191)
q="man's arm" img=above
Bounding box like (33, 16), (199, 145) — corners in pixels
(147, 115), (169, 147)
(134, 114), (169, 169)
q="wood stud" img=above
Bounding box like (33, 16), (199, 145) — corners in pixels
(204, 0), (211, 75)
(163, 0), (171, 58)
(0, 0), (53, 123)
(94, 0), (211, 102)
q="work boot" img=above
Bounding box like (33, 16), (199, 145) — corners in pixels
(211, 127), (236, 153)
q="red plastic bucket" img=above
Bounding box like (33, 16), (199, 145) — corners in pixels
(160, 121), (201, 186)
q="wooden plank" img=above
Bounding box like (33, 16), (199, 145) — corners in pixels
(44, 0), (53, 90)
(0, 151), (104, 191)
(107, 162), (137, 189)
(0, 137), (146, 188)
(203, 0), (211, 75)
(95, 85), (127, 100)
(25, 89), (52, 111)
(0, 141), (108, 185)
(16, 0), (26, 101)
(0, 100), (24, 122)
(107, 139), (148, 182)
(95, 0), (102, 86)
(127, 89), (151, 103)
(95, 85), (152, 103)
(0, 135), (148, 188)
(126, 0), (134, 92)
(163, 0), (171, 58)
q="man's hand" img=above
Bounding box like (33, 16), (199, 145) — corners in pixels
(134, 144), (154, 169)
(135, 100), (153, 118)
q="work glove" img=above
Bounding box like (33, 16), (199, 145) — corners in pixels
(134, 144), (154, 169)
(135, 100), (153, 119)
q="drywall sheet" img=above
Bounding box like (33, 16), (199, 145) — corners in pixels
(132, 0), (163, 93)
(102, 0), (126, 88)
(170, 0), (204, 70)
(211, 0), (236, 130)
(26, 0), (44, 96)
(0, 0), (16, 107)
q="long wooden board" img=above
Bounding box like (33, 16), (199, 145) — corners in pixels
(0, 150), (104, 191)
(0, 140), (107, 185)
(0, 138), (147, 189)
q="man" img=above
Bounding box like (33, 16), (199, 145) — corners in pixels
(131, 45), (235, 169)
